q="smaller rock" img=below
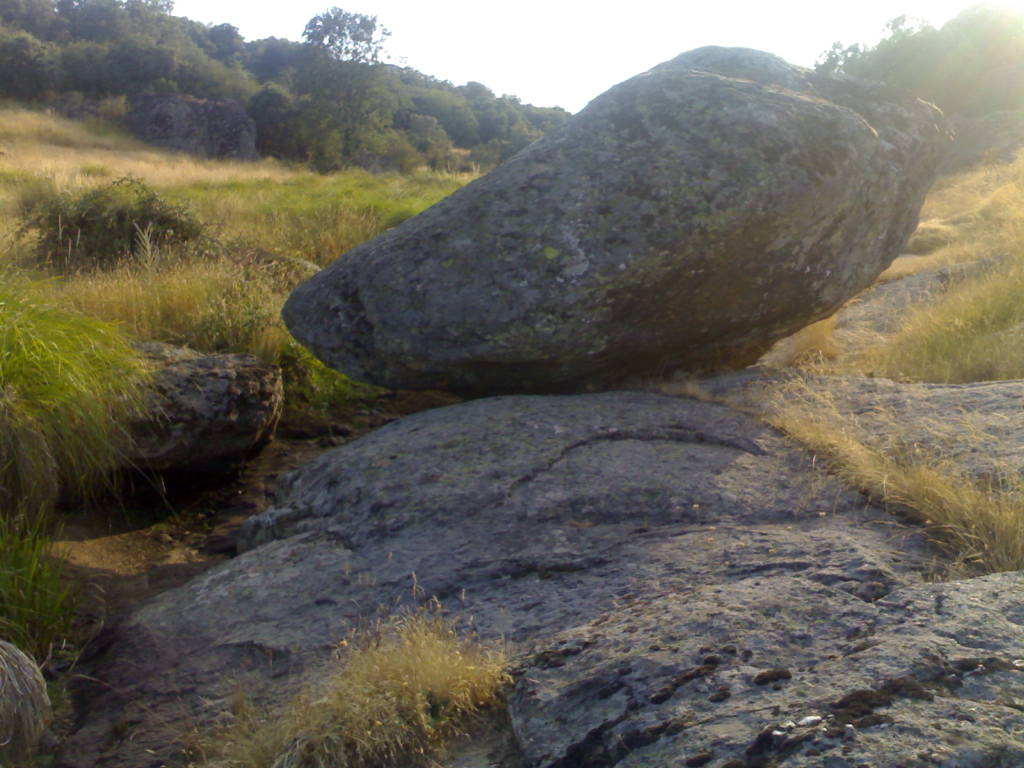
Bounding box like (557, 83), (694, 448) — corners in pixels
(685, 753), (714, 767)
(125, 343), (283, 474)
(0, 641), (49, 765)
(754, 667), (793, 685)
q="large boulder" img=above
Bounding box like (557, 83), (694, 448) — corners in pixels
(284, 47), (950, 395)
(58, 389), (1024, 768)
(128, 94), (257, 160)
(124, 343), (283, 474)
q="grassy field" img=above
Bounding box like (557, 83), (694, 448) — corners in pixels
(0, 107), (471, 664)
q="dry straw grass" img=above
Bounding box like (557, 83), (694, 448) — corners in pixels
(0, 639), (50, 764)
(765, 376), (1024, 575)
(752, 152), (1024, 576)
(198, 613), (510, 768)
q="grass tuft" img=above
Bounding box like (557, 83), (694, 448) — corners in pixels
(0, 508), (76, 660)
(198, 612), (510, 768)
(0, 274), (150, 511)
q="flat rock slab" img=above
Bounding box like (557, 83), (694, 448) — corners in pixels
(704, 370), (1024, 485)
(284, 47), (949, 395)
(57, 392), (1024, 768)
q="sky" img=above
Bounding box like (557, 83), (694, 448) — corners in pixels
(171, 1), (1011, 113)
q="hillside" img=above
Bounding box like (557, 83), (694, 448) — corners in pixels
(0, 0), (570, 172)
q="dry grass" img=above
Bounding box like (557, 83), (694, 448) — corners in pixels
(198, 613), (510, 768)
(851, 256), (1024, 383)
(0, 639), (50, 765)
(53, 254), (295, 362)
(765, 377), (1024, 575)
(760, 316), (838, 369)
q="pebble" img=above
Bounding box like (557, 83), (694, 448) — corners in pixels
(798, 715), (824, 727)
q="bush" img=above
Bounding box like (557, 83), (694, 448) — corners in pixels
(21, 176), (205, 272)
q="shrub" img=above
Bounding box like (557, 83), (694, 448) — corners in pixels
(199, 612), (510, 768)
(0, 639), (50, 764)
(20, 176), (205, 272)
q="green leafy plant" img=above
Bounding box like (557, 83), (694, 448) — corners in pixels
(21, 176), (205, 272)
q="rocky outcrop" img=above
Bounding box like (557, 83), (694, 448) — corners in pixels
(128, 94), (257, 160)
(59, 389), (1024, 768)
(125, 343), (282, 474)
(284, 46), (950, 395)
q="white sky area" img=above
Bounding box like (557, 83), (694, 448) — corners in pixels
(170, 1), (1013, 113)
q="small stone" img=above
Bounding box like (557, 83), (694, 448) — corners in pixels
(798, 715), (824, 727)
(843, 724), (857, 741)
(685, 753), (714, 767)
(754, 667), (792, 685)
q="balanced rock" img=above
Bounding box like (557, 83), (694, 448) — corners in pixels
(284, 46), (950, 395)
(125, 343), (282, 474)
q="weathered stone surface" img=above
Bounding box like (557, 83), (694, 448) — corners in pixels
(284, 46), (950, 395)
(60, 390), (1024, 768)
(128, 94), (257, 159)
(125, 343), (282, 474)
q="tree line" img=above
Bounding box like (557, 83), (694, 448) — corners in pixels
(0, 0), (570, 171)
(817, 4), (1024, 118)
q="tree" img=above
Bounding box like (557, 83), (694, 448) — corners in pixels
(295, 8), (395, 165)
(302, 7), (389, 64)
(0, 29), (60, 100)
(293, 48), (398, 164)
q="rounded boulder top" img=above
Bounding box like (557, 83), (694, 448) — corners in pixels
(284, 46), (951, 396)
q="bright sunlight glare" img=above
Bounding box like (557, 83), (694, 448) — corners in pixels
(171, 1), (1013, 111)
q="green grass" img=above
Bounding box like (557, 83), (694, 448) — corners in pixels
(197, 612), (510, 768)
(0, 275), (148, 658)
(164, 169), (466, 266)
(0, 275), (150, 511)
(0, 507), (76, 661)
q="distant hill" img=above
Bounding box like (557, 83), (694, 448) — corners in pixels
(0, 0), (570, 171)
